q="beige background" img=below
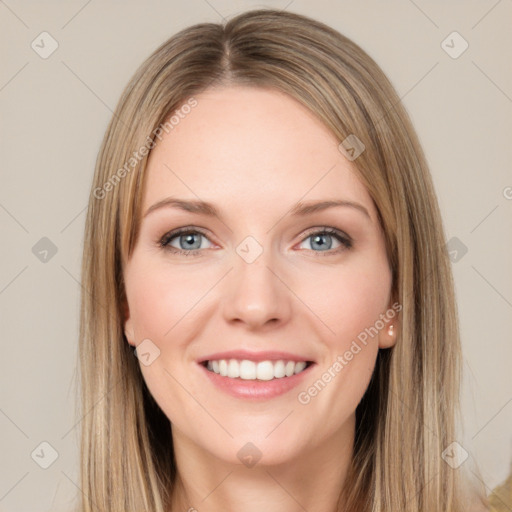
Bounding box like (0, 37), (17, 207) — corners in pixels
(1, 1), (511, 510)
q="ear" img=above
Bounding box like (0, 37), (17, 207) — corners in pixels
(122, 298), (136, 347)
(378, 299), (401, 349)
(378, 321), (398, 349)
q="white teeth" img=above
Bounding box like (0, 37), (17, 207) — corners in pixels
(227, 359), (240, 378)
(274, 360), (286, 378)
(219, 359), (228, 377)
(285, 361), (295, 377)
(256, 361), (274, 381)
(239, 360), (256, 380)
(205, 359), (310, 380)
(294, 361), (307, 374)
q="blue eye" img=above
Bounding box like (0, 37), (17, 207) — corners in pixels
(299, 228), (352, 254)
(160, 228), (212, 256)
(159, 226), (352, 256)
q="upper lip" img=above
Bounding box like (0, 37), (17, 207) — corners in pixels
(198, 349), (315, 364)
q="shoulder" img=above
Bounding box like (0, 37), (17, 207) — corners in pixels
(487, 469), (512, 512)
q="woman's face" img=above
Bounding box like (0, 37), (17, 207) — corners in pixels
(123, 85), (397, 466)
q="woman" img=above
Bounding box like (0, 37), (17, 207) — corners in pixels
(78, 8), (491, 511)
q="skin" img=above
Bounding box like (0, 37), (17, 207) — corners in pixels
(123, 85), (398, 512)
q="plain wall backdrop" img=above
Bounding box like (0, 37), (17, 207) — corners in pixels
(1, 1), (511, 510)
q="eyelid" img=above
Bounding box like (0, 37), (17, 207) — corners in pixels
(158, 225), (353, 255)
(159, 226), (215, 251)
(296, 226), (353, 253)
(300, 225), (352, 242)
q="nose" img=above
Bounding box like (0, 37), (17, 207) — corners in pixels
(222, 248), (293, 330)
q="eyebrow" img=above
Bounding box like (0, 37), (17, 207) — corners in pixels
(143, 197), (371, 221)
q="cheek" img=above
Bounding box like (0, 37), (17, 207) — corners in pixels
(125, 259), (211, 342)
(124, 262), (210, 420)
(302, 257), (392, 351)
(295, 265), (389, 431)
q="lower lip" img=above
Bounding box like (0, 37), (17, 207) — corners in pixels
(199, 363), (315, 400)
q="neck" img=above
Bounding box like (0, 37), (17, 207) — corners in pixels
(169, 416), (355, 512)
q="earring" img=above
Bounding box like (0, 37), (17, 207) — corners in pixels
(388, 324), (395, 337)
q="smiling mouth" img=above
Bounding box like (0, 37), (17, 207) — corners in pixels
(201, 359), (314, 381)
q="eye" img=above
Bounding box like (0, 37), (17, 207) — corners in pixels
(297, 227), (352, 255)
(159, 226), (353, 257)
(159, 228), (214, 256)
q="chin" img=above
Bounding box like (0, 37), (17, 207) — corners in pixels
(211, 435), (304, 468)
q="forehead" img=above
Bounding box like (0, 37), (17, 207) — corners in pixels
(142, 85), (376, 221)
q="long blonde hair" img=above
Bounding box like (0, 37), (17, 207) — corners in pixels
(78, 8), (488, 511)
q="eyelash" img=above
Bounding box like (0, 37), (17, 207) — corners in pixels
(158, 226), (353, 257)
